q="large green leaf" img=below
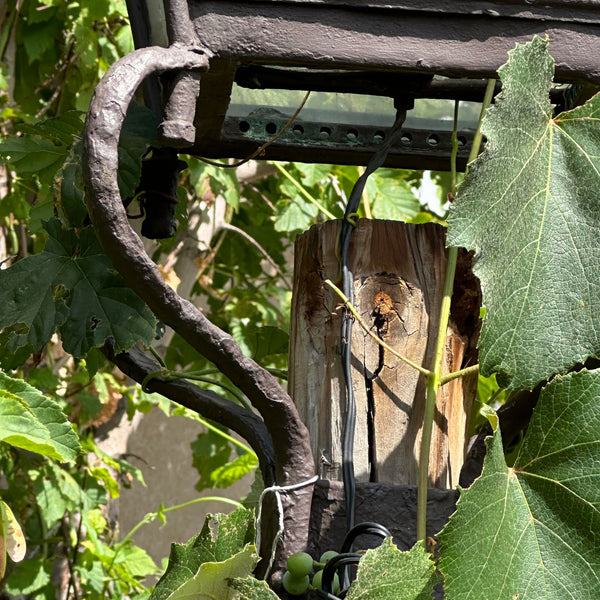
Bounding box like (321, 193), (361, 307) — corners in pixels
(0, 219), (156, 366)
(228, 576), (279, 599)
(155, 544), (256, 600)
(0, 136), (66, 182)
(150, 507), (255, 600)
(0, 371), (80, 463)
(438, 368), (600, 599)
(346, 539), (440, 600)
(447, 36), (600, 389)
(369, 172), (421, 222)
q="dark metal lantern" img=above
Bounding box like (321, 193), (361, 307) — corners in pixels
(126, 0), (600, 172)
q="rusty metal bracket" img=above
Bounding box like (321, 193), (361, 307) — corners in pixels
(82, 43), (316, 583)
(160, 0), (204, 146)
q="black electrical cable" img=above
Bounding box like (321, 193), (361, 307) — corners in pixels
(339, 106), (409, 535)
(317, 553), (363, 599)
(340, 521), (393, 554)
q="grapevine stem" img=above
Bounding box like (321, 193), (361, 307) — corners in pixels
(416, 246), (458, 544)
(118, 496), (243, 548)
(416, 80), (495, 546)
(324, 279), (431, 377)
(439, 363), (480, 386)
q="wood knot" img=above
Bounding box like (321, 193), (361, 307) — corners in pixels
(373, 291), (394, 316)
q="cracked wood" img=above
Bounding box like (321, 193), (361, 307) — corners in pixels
(290, 219), (479, 489)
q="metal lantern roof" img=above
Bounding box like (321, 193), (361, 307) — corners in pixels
(126, 0), (600, 171)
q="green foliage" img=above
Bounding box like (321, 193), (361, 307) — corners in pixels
(439, 368), (600, 599)
(448, 36), (600, 390)
(0, 2), (170, 597)
(346, 540), (441, 600)
(0, 370), (80, 462)
(3, 0), (599, 596)
(0, 218), (157, 366)
(190, 426), (259, 492)
(150, 508), (256, 600)
(228, 576), (280, 600)
(191, 428), (234, 491)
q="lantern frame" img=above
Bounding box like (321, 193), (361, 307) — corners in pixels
(125, 0), (600, 171)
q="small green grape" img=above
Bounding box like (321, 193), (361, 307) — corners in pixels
(333, 573), (341, 594)
(319, 550), (338, 564)
(282, 571), (310, 595)
(312, 569), (323, 589)
(286, 551), (314, 577)
(311, 569), (340, 592)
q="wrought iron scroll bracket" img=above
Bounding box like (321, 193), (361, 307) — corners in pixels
(82, 44), (316, 585)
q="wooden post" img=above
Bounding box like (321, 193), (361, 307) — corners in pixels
(289, 219), (479, 491)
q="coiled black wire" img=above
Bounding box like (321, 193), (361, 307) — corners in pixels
(316, 522), (393, 598)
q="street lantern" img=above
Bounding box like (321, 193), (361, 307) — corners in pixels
(126, 0), (600, 171)
(82, 0), (600, 581)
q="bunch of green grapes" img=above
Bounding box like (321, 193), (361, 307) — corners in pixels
(283, 550), (341, 596)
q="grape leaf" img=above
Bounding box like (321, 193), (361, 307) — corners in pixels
(0, 136), (66, 180)
(17, 111), (84, 146)
(246, 325), (289, 361)
(4, 555), (50, 597)
(228, 576), (279, 599)
(33, 462), (82, 528)
(150, 507), (255, 600)
(274, 198), (319, 232)
(210, 452), (258, 489)
(370, 173), (421, 222)
(0, 219), (156, 366)
(346, 539), (441, 600)
(0, 371), (80, 463)
(155, 544), (256, 600)
(112, 543), (158, 579)
(438, 368), (600, 599)
(447, 36), (600, 389)
(191, 429), (233, 492)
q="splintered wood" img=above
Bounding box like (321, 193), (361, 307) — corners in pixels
(289, 220), (479, 489)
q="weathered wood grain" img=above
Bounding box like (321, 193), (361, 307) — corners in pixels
(289, 219), (479, 489)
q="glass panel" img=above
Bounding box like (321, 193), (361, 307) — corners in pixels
(227, 83), (481, 131)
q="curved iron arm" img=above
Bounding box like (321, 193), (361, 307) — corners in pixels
(102, 343), (276, 487)
(82, 45), (315, 581)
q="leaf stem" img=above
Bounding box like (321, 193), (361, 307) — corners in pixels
(106, 495), (244, 585)
(324, 279), (431, 377)
(180, 371), (252, 411)
(221, 223), (292, 291)
(118, 496), (244, 548)
(193, 413), (256, 456)
(439, 363), (480, 386)
(272, 162), (337, 220)
(450, 100), (459, 194)
(141, 368), (252, 411)
(468, 79), (496, 165)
